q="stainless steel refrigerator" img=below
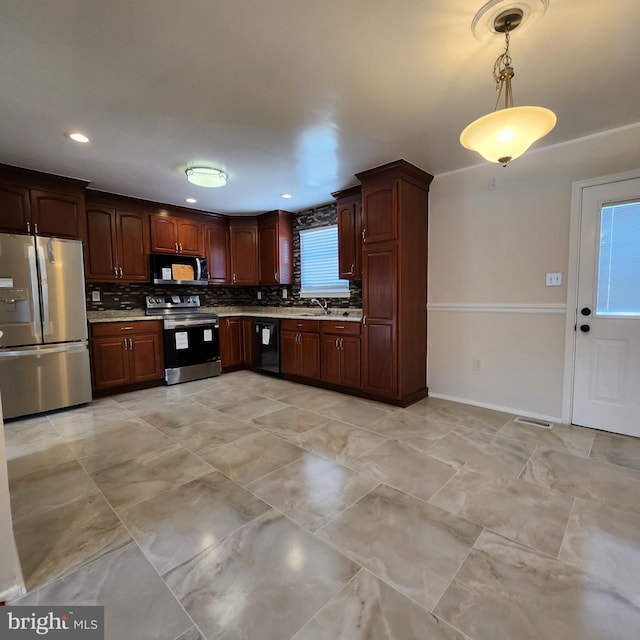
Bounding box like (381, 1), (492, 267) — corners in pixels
(0, 233), (92, 419)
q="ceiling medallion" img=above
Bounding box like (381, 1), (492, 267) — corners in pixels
(471, 0), (549, 41)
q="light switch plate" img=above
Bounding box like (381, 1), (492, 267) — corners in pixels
(545, 272), (562, 286)
(282, 288), (288, 299)
(91, 290), (101, 302)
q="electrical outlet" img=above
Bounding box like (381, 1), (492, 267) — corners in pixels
(473, 358), (482, 371)
(91, 290), (101, 302)
(257, 291), (262, 300)
(282, 288), (288, 299)
(488, 176), (497, 190)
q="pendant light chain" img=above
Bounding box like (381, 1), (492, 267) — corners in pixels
(493, 24), (515, 111)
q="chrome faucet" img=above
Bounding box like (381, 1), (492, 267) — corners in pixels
(311, 298), (330, 314)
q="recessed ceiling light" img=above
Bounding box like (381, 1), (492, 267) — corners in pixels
(280, 193), (293, 199)
(185, 166), (227, 188)
(185, 197), (197, 204)
(66, 132), (90, 143)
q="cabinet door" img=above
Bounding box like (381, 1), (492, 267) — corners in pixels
(230, 224), (258, 284)
(117, 210), (150, 281)
(91, 337), (130, 390)
(177, 219), (204, 256)
(337, 201), (362, 279)
(205, 220), (231, 284)
(258, 222), (278, 284)
(85, 206), (119, 281)
(362, 245), (398, 397)
(299, 332), (320, 379)
(280, 330), (299, 375)
(241, 317), (255, 367)
(341, 335), (362, 389)
(150, 215), (179, 253)
(220, 317), (243, 368)
(30, 190), (85, 240)
(129, 333), (163, 382)
(320, 335), (341, 384)
(0, 184), (31, 234)
(362, 183), (398, 245)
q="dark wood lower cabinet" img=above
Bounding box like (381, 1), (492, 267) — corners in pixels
(280, 319), (320, 379)
(320, 321), (361, 389)
(90, 321), (163, 392)
(220, 317), (255, 371)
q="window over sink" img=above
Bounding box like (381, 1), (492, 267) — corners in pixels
(299, 225), (350, 298)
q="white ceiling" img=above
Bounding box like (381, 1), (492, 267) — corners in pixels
(1, 0), (639, 215)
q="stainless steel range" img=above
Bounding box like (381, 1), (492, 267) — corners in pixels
(145, 295), (220, 385)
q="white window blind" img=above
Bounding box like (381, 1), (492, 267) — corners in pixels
(299, 225), (350, 297)
(596, 200), (640, 316)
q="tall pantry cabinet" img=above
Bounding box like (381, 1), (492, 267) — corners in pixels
(356, 160), (433, 405)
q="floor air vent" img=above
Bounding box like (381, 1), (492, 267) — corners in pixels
(513, 416), (553, 429)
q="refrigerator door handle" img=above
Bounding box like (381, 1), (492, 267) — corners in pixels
(37, 243), (50, 335)
(27, 243), (42, 338)
(0, 343), (87, 358)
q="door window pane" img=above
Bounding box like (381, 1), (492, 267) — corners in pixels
(596, 200), (640, 316)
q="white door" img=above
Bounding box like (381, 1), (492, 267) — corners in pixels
(572, 176), (640, 437)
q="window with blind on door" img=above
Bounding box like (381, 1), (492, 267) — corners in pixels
(299, 225), (350, 298)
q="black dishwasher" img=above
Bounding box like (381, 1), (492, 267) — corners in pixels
(254, 318), (280, 375)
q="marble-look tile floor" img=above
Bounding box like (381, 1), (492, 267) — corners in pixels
(5, 371), (640, 639)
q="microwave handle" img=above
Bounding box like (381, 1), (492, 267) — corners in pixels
(195, 258), (202, 281)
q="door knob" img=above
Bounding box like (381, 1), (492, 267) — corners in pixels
(581, 307), (591, 316)
(579, 324), (590, 333)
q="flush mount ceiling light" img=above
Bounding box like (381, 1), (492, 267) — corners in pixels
(65, 132), (90, 143)
(185, 166), (227, 188)
(460, 6), (556, 166)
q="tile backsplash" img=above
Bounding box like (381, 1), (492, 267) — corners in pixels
(85, 202), (362, 312)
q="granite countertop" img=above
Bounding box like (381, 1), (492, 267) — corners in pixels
(87, 306), (363, 323)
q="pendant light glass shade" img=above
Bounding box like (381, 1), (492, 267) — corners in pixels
(185, 166), (227, 188)
(460, 7), (556, 166)
(460, 105), (556, 166)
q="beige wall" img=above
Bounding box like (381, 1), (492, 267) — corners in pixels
(427, 123), (640, 420)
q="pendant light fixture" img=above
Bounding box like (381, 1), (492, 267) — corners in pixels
(460, 7), (556, 166)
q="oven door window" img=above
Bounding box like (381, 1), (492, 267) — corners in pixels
(163, 325), (219, 368)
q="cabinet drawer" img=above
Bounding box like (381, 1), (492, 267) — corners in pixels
(90, 320), (161, 337)
(320, 321), (361, 336)
(281, 319), (320, 333)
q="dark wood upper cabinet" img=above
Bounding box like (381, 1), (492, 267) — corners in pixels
(150, 214), (204, 256)
(258, 210), (293, 285)
(85, 205), (118, 281)
(30, 190), (86, 240)
(333, 186), (362, 280)
(229, 219), (258, 285)
(85, 204), (149, 282)
(356, 159), (434, 405)
(360, 183), (398, 245)
(0, 182), (85, 241)
(0, 184), (31, 235)
(205, 217), (231, 284)
(117, 210), (150, 281)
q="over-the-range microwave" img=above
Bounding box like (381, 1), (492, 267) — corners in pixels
(150, 253), (208, 286)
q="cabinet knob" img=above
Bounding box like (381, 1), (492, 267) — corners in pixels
(27, 221), (31, 234)
(350, 264), (355, 275)
(362, 229), (366, 242)
(34, 223), (38, 235)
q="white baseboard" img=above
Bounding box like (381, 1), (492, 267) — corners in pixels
(428, 392), (562, 425)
